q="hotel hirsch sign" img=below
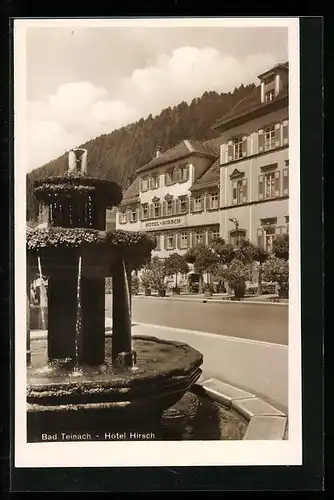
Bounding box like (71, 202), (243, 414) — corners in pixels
(142, 216), (186, 231)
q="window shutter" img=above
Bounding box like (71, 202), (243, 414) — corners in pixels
(283, 168), (289, 195)
(175, 198), (180, 215)
(206, 193), (211, 211)
(149, 204), (154, 219)
(275, 123), (281, 148)
(275, 170), (281, 197)
(207, 230), (213, 247)
(242, 179), (248, 203)
(200, 195), (204, 211)
(163, 234), (167, 250)
(258, 175), (264, 200)
(242, 136), (248, 157)
(162, 201), (167, 217)
(190, 197), (194, 213)
(139, 179), (143, 191)
(232, 181), (237, 204)
(172, 199), (177, 215)
(258, 129), (264, 153)
(156, 234), (160, 250)
(185, 196), (189, 213)
(282, 119), (289, 145)
(164, 173), (168, 186)
(172, 233), (176, 250)
(227, 140), (233, 162)
(148, 177), (152, 190)
(257, 228), (264, 248)
(220, 144), (226, 165)
(136, 208), (140, 221)
(176, 232), (180, 249)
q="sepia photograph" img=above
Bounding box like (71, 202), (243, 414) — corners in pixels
(14, 17), (302, 468)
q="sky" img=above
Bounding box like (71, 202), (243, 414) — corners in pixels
(21, 22), (288, 172)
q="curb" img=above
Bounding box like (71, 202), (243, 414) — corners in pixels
(131, 295), (288, 306)
(195, 377), (288, 440)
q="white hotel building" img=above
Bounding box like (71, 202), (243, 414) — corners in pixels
(116, 139), (221, 258)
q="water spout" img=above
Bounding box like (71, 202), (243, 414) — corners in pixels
(122, 260), (133, 355)
(74, 255), (83, 373)
(37, 256), (46, 330)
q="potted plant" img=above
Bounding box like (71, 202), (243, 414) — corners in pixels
(164, 253), (189, 295)
(131, 274), (140, 295)
(203, 283), (214, 297)
(140, 268), (154, 296)
(149, 257), (168, 297)
(262, 256), (289, 299)
(220, 259), (251, 300)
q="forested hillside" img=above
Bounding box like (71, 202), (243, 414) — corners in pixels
(27, 83), (255, 220)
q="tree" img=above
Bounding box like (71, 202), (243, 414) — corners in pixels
(140, 267), (154, 295)
(149, 257), (167, 294)
(220, 259), (252, 299)
(273, 234), (289, 260)
(164, 253), (189, 290)
(184, 244), (219, 293)
(235, 240), (269, 294)
(211, 238), (235, 265)
(262, 256), (289, 297)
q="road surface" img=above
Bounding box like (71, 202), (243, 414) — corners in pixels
(105, 295), (288, 345)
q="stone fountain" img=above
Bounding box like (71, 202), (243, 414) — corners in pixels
(26, 149), (203, 441)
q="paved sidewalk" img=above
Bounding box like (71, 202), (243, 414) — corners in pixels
(133, 293), (289, 305)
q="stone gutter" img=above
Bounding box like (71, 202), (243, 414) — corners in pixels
(195, 377), (287, 440)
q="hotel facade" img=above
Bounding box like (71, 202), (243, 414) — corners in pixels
(116, 62), (289, 260)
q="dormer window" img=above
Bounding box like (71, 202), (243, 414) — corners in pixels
(150, 175), (160, 190)
(265, 89), (275, 103)
(140, 176), (149, 192)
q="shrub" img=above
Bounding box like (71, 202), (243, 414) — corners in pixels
(262, 256), (289, 293)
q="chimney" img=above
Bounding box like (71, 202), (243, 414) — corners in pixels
(155, 146), (161, 158)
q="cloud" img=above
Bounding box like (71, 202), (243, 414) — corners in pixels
(25, 46), (280, 171)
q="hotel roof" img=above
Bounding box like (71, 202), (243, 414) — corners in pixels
(212, 61), (289, 131)
(135, 139), (217, 174)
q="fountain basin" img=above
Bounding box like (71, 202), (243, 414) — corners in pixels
(27, 336), (203, 440)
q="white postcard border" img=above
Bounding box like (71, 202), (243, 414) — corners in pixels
(14, 17), (302, 468)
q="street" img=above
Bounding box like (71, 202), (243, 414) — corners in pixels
(105, 295), (288, 346)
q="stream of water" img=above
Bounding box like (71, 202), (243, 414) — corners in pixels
(73, 255), (83, 375)
(37, 256), (46, 330)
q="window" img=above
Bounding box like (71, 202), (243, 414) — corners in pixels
(179, 196), (188, 213)
(211, 228), (220, 241)
(150, 175), (160, 190)
(193, 195), (203, 212)
(264, 125), (276, 151)
(233, 137), (243, 160)
(264, 227), (276, 253)
(153, 201), (160, 218)
(230, 229), (246, 248)
(119, 211), (127, 224)
(140, 176), (149, 192)
(180, 232), (189, 249)
(232, 179), (247, 205)
(130, 208), (137, 222)
(265, 89), (275, 103)
(194, 230), (204, 245)
(141, 203), (149, 219)
(154, 234), (161, 251)
(166, 233), (175, 250)
(283, 168), (289, 196)
(259, 171), (280, 200)
(179, 164), (189, 182)
(166, 200), (173, 216)
(210, 192), (219, 210)
(165, 169), (174, 186)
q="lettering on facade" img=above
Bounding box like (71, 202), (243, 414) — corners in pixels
(143, 217), (185, 231)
